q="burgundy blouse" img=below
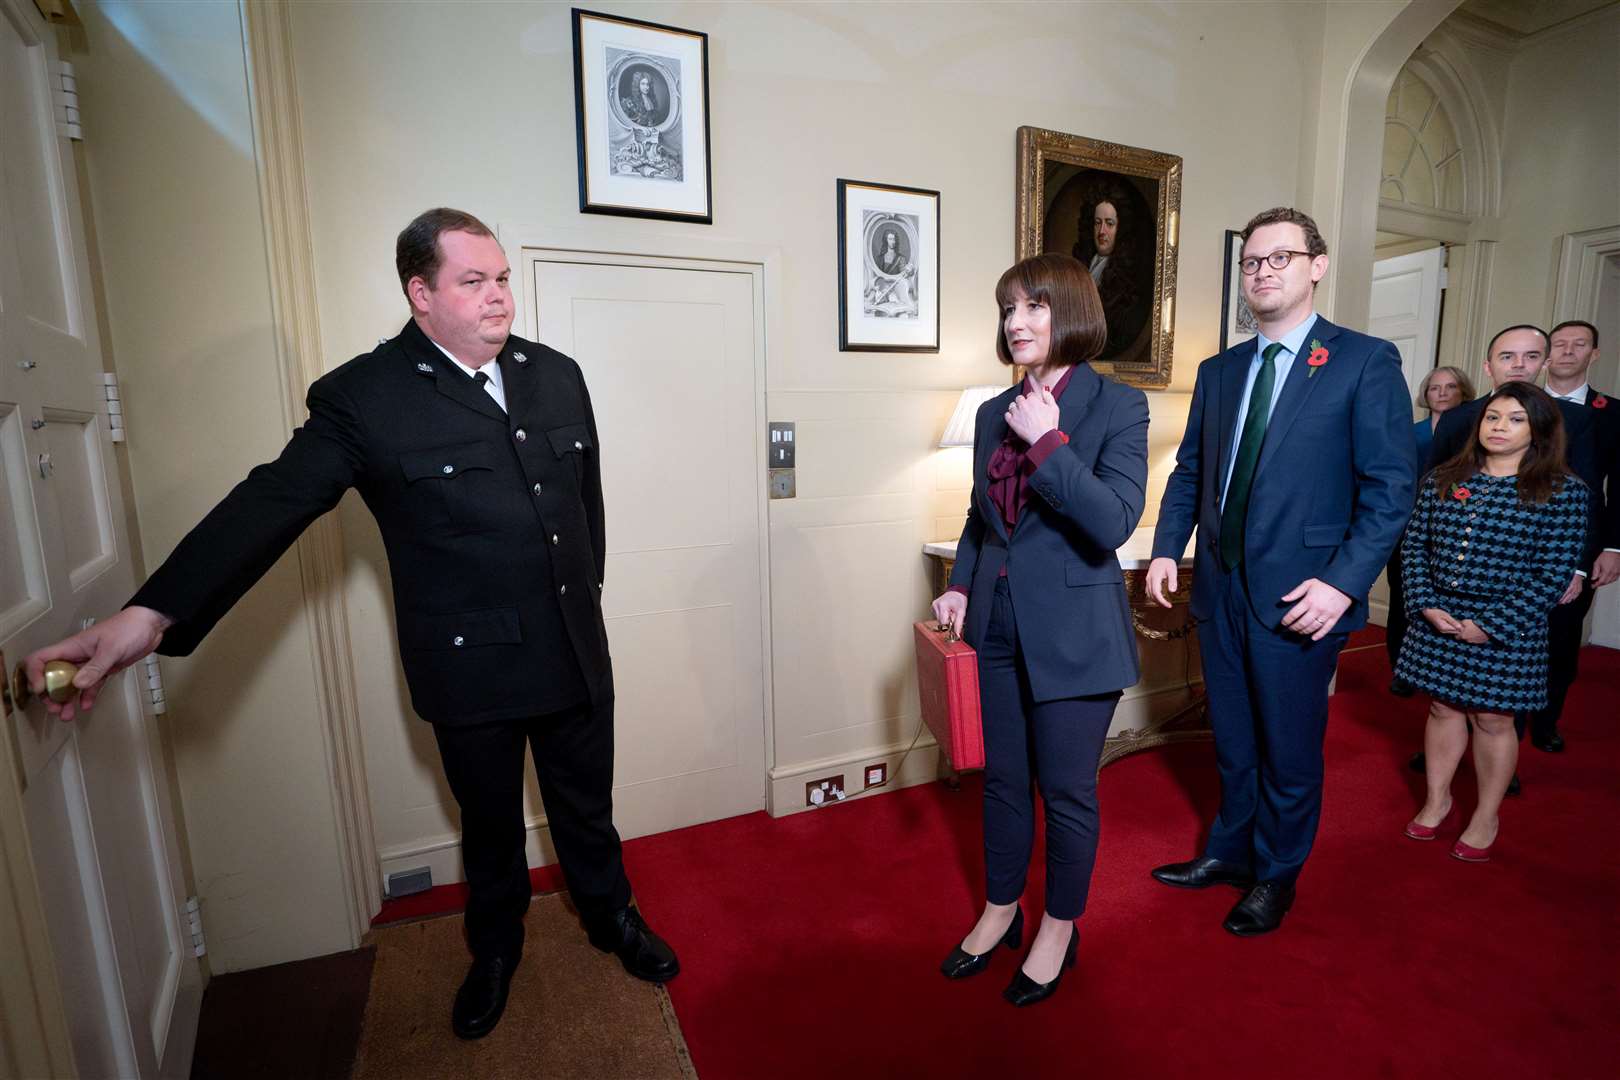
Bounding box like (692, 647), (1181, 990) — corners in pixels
(948, 366), (1075, 594)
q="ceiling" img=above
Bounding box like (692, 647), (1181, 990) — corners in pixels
(1456, 0), (1617, 36)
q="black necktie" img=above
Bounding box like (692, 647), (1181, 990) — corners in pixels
(472, 371), (489, 388)
(1219, 342), (1283, 571)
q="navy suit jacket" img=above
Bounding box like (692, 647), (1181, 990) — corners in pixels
(1151, 317), (1416, 631)
(947, 363), (1150, 701)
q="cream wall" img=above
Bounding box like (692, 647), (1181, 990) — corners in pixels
(1484, 6), (1620, 345)
(73, 0), (353, 970)
(73, 0), (1434, 966)
(289, 0), (1326, 839)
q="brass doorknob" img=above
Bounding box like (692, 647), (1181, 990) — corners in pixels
(9, 660), (79, 709)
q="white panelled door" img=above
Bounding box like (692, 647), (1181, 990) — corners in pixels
(0, 0), (201, 1076)
(365, 252), (769, 886)
(531, 255), (768, 840)
(1370, 245), (1447, 412)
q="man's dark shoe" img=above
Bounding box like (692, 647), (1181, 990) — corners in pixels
(1408, 750), (1426, 774)
(589, 905), (679, 983)
(1531, 730), (1565, 753)
(1389, 676), (1416, 698)
(1506, 773), (1521, 797)
(1222, 880), (1296, 937)
(452, 953), (519, 1040)
(1150, 856), (1255, 890)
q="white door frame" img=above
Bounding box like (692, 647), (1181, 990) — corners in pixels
(504, 225), (781, 788)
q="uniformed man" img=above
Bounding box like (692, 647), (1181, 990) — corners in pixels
(25, 207), (677, 1040)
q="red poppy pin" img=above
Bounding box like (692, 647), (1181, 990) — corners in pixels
(1594, 395), (1610, 409)
(1451, 485), (1471, 501)
(1306, 340), (1329, 377)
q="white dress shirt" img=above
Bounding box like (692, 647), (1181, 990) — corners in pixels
(1219, 312), (1319, 508)
(431, 339), (508, 413)
(1547, 382), (1589, 405)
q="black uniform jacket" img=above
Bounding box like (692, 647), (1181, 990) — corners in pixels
(130, 320), (612, 726)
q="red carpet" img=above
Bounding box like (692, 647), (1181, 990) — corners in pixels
(623, 638), (1619, 1079)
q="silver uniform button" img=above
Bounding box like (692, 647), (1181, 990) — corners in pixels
(515, 429), (527, 442)
(551, 534), (559, 545)
(574, 440), (583, 450)
(559, 584), (567, 595)
(442, 465), (454, 474)
(453, 635), (465, 646)
(533, 483), (543, 495)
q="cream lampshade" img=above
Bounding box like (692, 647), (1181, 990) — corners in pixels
(938, 385), (1005, 448)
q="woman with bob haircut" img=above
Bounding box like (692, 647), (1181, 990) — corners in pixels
(931, 253), (1149, 1006)
(1396, 381), (1587, 862)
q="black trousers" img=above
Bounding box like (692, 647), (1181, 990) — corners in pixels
(1526, 585), (1596, 740)
(433, 700), (632, 961)
(978, 578), (1120, 920)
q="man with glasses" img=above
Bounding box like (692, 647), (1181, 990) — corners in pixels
(1145, 207), (1414, 936)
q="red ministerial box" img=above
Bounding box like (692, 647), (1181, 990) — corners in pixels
(913, 620), (985, 772)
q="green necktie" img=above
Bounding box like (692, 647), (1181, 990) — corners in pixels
(1219, 342), (1284, 571)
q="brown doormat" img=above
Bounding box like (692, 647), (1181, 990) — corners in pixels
(354, 893), (696, 1080)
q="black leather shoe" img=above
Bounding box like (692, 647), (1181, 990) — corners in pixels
(1531, 730), (1565, 753)
(1506, 773), (1522, 797)
(1408, 750), (1426, 774)
(1003, 924), (1078, 1007)
(1223, 880), (1296, 937)
(940, 906), (1023, 979)
(1151, 856), (1255, 890)
(1389, 676), (1416, 698)
(588, 905), (679, 983)
(452, 953), (519, 1040)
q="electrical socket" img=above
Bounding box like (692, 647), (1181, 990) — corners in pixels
(864, 763), (887, 789)
(805, 774), (846, 807)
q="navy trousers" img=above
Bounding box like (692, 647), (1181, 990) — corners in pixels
(1200, 569), (1346, 883)
(979, 578), (1120, 920)
(433, 700), (632, 961)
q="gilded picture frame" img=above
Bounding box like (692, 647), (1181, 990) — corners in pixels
(1015, 126), (1182, 388)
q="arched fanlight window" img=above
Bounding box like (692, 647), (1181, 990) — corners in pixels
(1382, 68), (1466, 214)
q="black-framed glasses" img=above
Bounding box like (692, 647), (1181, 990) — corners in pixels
(1239, 249), (1313, 275)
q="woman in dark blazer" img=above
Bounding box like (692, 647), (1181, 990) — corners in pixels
(930, 254), (1149, 1006)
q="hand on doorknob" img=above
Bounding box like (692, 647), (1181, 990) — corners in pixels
(24, 606), (174, 722)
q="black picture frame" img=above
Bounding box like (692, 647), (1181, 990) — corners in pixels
(1220, 229), (1259, 351)
(572, 8), (714, 224)
(836, 179), (941, 353)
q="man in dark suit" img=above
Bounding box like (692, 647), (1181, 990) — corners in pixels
(25, 208), (677, 1040)
(1537, 319), (1618, 750)
(1422, 322), (1616, 755)
(1144, 207), (1415, 936)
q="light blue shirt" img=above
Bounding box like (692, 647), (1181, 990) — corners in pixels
(1220, 312), (1319, 507)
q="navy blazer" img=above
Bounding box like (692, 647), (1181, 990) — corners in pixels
(947, 363), (1150, 701)
(1151, 317), (1416, 631)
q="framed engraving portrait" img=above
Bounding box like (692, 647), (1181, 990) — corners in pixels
(837, 180), (940, 353)
(572, 8), (713, 223)
(1015, 126), (1182, 388)
(1220, 229), (1260, 351)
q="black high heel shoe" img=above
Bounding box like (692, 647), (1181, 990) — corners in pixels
(940, 906), (1023, 979)
(1002, 922), (1077, 1007)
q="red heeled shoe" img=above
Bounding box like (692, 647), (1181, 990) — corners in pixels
(1450, 837), (1493, 862)
(1403, 803), (1455, 841)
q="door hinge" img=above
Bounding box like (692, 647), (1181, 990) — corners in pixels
(52, 60), (82, 142)
(183, 896), (206, 958)
(1438, 267), (1450, 290)
(143, 655), (166, 715)
(102, 373), (125, 443)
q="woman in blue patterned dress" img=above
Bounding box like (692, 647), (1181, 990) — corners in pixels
(1395, 382), (1588, 862)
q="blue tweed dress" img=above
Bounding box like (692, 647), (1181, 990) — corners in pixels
(1395, 472), (1588, 711)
